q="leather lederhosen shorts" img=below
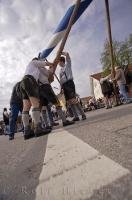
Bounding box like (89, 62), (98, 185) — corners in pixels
(39, 84), (60, 106)
(62, 80), (76, 101)
(20, 75), (39, 100)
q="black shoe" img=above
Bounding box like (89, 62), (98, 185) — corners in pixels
(34, 124), (51, 137)
(9, 135), (14, 141)
(45, 126), (52, 130)
(24, 128), (34, 140)
(72, 117), (80, 122)
(82, 115), (86, 120)
(63, 120), (75, 127)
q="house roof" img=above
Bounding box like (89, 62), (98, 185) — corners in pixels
(91, 72), (102, 81)
(90, 65), (132, 81)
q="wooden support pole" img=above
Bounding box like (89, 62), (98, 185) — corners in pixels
(104, 0), (119, 105)
(104, 0), (115, 77)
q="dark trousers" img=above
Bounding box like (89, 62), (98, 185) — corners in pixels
(9, 104), (22, 136)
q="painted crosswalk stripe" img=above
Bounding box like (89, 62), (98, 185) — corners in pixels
(36, 130), (129, 200)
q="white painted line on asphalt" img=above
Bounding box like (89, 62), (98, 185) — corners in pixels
(35, 130), (129, 200)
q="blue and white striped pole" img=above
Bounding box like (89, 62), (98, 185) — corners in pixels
(39, 0), (93, 59)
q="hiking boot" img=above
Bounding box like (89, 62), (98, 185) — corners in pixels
(24, 127), (34, 140)
(106, 106), (110, 109)
(125, 100), (132, 104)
(72, 117), (80, 122)
(34, 123), (51, 137)
(106, 105), (112, 109)
(82, 115), (86, 120)
(52, 122), (59, 126)
(63, 120), (75, 127)
(45, 126), (52, 132)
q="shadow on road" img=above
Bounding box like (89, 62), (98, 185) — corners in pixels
(0, 135), (49, 200)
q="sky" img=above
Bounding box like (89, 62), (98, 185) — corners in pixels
(0, 0), (132, 118)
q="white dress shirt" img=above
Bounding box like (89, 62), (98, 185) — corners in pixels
(59, 56), (73, 85)
(24, 60), (46, 82)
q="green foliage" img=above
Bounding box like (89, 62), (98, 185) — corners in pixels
(101, 34), (132, 73)
(102, 67), (111, 77)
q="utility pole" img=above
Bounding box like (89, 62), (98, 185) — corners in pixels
(104, 0), (115, 77)
(104, 0), (119, 105)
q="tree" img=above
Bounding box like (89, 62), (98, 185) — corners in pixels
(100, 34), (132, 74)
(127, 34), (132, 64)
(100, 39), (120, 75)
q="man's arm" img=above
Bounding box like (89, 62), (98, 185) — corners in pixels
(114, 70), (121, 81)
(101, 74), (112, 82)
(33, 59), (54, 69)
(4, 111), (9, 118)
(61, 52), (71, 63)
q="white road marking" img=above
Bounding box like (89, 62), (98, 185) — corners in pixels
(36, 130), (129, 200)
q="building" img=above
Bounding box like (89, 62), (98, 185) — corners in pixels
(90, 65), (132, 99)
(90, 72), (103, 100)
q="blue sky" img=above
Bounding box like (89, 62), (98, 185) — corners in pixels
(0, 0), (132, 118)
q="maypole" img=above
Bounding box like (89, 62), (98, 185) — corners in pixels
(39, 0), (93, 59)
(52, 0), (81, 74)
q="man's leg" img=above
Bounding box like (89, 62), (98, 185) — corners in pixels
(41, 106), (49, 128)
(108, 98), (112, 108)
(56, 106), (67, 123)
(22, 99), (31, 139)
(41, 84), (74, 127)
(70, 104), (80, 121)
(47, 105), (54, 125)
(5, 125), (9, 135)
(63, 80), (86, 121)
(47, 105), (59, 127)
(9, 104), (20, 140)
(22, 100), (30, 127)
(119, 84), (128, 102)
(69, 99), (86, 120)
(74, 103), (86, 120)
(30, 97), (51, 137)
(104, 96), (109, 108)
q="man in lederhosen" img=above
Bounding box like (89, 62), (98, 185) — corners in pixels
(58, 52), (86, 121)
(20, 58), (51, 139)
(39, 63), (75, 127)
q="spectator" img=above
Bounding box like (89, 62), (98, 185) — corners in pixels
(3, 108), (9, 135)
(114, 66), (132, 103)
(9, 82), (23, 140)
(100, 76), (113, 109)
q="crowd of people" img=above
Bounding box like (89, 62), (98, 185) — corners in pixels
(83, 97), (105, 112)
(1, 51), (86, 141)
(1, 52), (132, 141)
(100, 66), (132, 109)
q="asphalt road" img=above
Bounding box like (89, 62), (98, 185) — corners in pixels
(0, 104), (132, 200)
